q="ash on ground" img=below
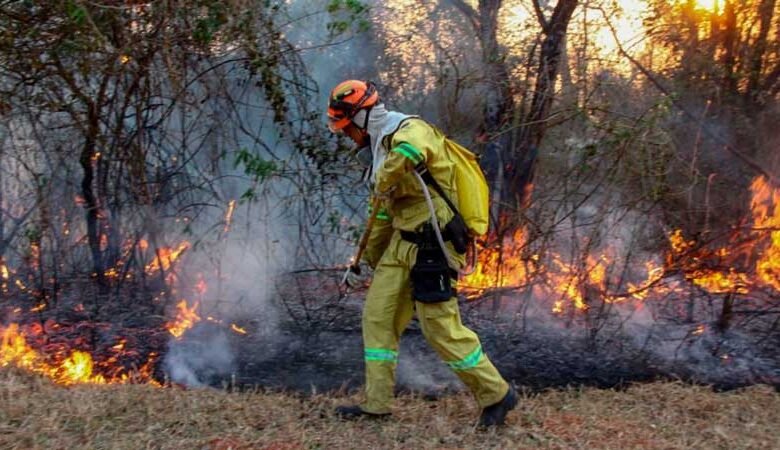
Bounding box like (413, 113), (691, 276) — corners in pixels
(168, 291), (780, 395)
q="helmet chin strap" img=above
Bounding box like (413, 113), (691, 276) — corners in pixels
(362, 106), (372, 130)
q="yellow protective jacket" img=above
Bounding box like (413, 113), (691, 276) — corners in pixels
(362, 118), (460, 268)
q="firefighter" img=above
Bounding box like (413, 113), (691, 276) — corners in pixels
(328, 80), (517, 427)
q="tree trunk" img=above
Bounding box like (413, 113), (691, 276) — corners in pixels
(745, 0), (776, 109)
(680, 0), (700, 83)
(721, 0), (738, 98)
(0, 127), (4, 259)
(476, 0), (514, 223)
(506, 0), (579, 211)
(81, 102), (106, 290)
(717, 294), (734, 332)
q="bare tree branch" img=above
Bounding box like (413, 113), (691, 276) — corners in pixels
(532, 0), (550, 31)
(600, 7), (780, 187)
(448, 0), (480, 36)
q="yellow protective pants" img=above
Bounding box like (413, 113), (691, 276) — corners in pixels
(360, 233), (509, 414)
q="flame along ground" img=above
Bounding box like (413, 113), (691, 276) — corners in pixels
(0, 296), (245, 386)
(1, 176), (779, 386)
(460, 175), (779, 310)
(0, 237), (242, 386)
(1, 323), (160, 385)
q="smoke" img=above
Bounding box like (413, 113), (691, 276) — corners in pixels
(396, 335), (461, 395)
(616, 302), (780, 387)
(164, 326), (235, 387)
(161, 193), (292, 386)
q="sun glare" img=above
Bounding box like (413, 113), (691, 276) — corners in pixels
(695, 0), (720, 12)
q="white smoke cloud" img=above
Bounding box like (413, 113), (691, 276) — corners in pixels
(162, 197), (292, 386)
(164, 328), (235, 387)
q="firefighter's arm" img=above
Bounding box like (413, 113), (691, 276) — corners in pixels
(361, 201), (394, 269)
(375, 141), (428, 195)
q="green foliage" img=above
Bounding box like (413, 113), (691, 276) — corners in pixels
(234, 148), (278, 203)
(193, 2), (228, 45)
(234, 148), (278, 182)
(240, 189), (257, 202)
(326, 0), (371, 36)
(24, 227), (42, 245)
(65, 1), (87, 26)
(249, 51), (287, 125)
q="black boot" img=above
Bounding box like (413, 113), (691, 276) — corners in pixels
(478, 386), (518, 428)
(334, 405), (390, 420)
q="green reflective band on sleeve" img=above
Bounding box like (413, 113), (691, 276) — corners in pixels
(392, 142), (424, 165)
(446, 345), (483, 371)
(368, 205), (391, 221)
(364, 348), (398, 363)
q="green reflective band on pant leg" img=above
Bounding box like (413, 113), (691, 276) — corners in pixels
(392, 142), (424, 165)
(364, 348), (398, 362)
(446, 345), (483, 371)
(416, 299), (508, 408)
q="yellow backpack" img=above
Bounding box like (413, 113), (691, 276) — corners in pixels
(443, 138), (490, 236)
(393, 118), (491, 238)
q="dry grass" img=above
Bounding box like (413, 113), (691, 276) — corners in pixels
(1, 368), (778, 450)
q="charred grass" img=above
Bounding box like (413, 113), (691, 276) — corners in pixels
(1, 368), (778, 450)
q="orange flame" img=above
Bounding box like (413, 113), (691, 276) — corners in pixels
(1, 324), (157, 385)
(457, 176), (779, 313)
(752, 177), (780, 291)
(664, 176), (780, 295)
(689, 268), (750, 294)
(29, 242), (40, 272)
(145, 242), (190, 274)
(0, 259), (8, 294)
(224, 200), (237, 232)
(461, 228), (533, 292)
(165, 300), (201, 338)
(230, 324), (247, 335)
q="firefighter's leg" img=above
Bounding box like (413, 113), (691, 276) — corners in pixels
(360, 254), (414, 414)
(416, 298), (509, 408)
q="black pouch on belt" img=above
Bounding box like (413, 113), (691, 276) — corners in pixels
(410, 224), (457, 303)
(444, 215), (469, 255)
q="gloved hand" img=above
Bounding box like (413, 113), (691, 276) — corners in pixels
(341, 264), (368, 288)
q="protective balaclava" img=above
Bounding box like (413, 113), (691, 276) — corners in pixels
(352, 103), (415, 183)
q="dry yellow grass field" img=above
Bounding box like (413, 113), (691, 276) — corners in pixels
(1, 368), (778, 450)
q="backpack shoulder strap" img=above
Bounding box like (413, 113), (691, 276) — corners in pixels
(414, 162), (462, 219)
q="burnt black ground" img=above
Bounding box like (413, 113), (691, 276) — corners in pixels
(168, 302), (780, 395)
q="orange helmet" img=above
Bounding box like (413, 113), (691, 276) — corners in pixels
(327, 80), (379, 132)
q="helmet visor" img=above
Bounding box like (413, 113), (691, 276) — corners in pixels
(327, 109), (350, 133)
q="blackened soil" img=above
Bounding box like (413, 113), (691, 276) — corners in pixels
(173, 309), (780, 395)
